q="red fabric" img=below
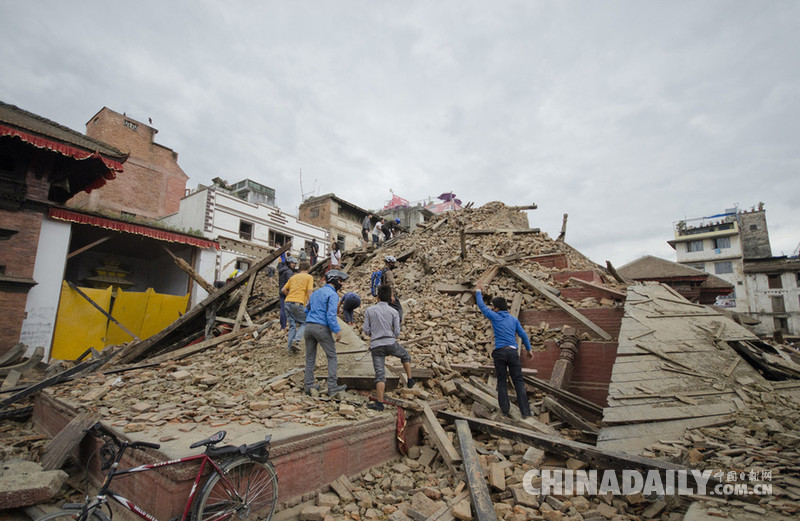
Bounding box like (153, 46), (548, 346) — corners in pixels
(49, 207), (220, 250)
(0, 124), (125, 175)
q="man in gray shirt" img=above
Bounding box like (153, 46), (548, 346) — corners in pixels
(363, 284), (415, 411)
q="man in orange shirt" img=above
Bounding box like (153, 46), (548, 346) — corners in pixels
(282, 261), (314, 354)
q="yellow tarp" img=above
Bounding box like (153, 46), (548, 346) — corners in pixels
(51, 282), (112, 360)
(52, 284), (190, 360)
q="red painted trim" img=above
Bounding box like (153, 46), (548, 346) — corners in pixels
(49, 207), (219, 250)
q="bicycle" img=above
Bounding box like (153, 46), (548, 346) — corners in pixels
(39, 422), (278, 521)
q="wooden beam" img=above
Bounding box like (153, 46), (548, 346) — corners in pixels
(605, 261), (629, 284)
(454, 420), (498, 521)
(67, 236), (111, 259)
(507, 203), (538, 211)
(40, 411), (101, 470)
(0, 346), (44, 377)
(141, 326), (258, 365)
(439, 411), (720, 490)
(521, 375), (604, 417)
(421, 403), (462, 474)
(542, 396), (598, 433)
(233, 272), (257, 332)
(162, 246), (215, 294)
(502, 266), (612, 340)
(66, 281), (141, 342)
(567, 277), (626, 300)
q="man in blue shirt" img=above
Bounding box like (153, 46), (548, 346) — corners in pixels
(304, 270), (349, 395)
(475, 281), (533, 418)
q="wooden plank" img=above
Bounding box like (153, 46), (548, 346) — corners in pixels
(421, 403), (462, 474)
(602, 401), (736, 425)
(503, 265), (612, 340)
(142, 326), (258, 365)
(454, 420), (498, 521)
(521, 375), (604, 417)
(464, 228), (539, 235)
(439, 411), (719, 489)
(461, 266), (500, 304)
(66, 281), (141, 342)
(567, 277), (626, 300)
(1, 369), (21, 391)
(40, 411), (101, 470)
(233, 272), (257, 332)
(542, 396), (598, 433)
(0, 346), (44, 377)
(429, 489), (470, 521)
(435, 283), (472, 294)
(0, 343), (25, 367)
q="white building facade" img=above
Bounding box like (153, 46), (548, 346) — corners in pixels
(162, 181), (328, 304)
(743, 258), (800, 338)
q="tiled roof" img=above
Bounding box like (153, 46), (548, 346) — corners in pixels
(0, 100), (126, 160)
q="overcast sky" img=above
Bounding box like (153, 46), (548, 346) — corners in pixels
(1, 1), (798, 266)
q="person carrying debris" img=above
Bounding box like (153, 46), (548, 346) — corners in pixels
(475, 281), (533, 418)
(278, 257), (296, 330)
(337, 291), (361, 325)
(362, 213), (373, 249)
(382, 255), (403, 321)
(282, 261), (314, 354)
(364, 284), (415, 411)
(304, 270), (349, 396)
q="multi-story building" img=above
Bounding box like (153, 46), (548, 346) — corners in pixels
(69, 107), (189, 220)
(162, 180), (328, 298)
(298, 193), (371, 252)
(742, 257), (800, 338)
(668, 205), (771, 312)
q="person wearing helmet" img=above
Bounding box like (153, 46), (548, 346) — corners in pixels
(304, 269), (349, 396)
(282, 261), (314, 354)
(382, 256), (403, 321)
(277, 257), (297, 330)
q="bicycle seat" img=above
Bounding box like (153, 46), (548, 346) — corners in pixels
(189, 431), (226, 449)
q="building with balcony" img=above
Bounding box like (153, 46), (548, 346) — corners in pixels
(668, 206), (771, 313)
(298, 193), (371, 253)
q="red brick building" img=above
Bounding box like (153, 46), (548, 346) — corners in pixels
(0, 101), (127, 355)
(69, 108), (188, 219)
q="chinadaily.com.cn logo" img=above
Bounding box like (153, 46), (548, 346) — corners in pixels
(523, 468), (773, 497)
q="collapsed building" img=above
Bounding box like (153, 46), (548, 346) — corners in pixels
(2, 202), (799, 521)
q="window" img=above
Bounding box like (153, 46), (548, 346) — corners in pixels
(773, 317), (788, 333)
(714, 261), (733, 274)
(771, 296), (785, 313)
(123, 119), (138, 131)
(797, 272), (800, 287)
(337, 234), (345, 252)
(0, 228), (17, 240)
(768, 274), (783, 289)
(687, 240), (704, 252)
(750, 224), (758, 231)
(714, 237), (731, 249)
(236, 260), (250, 271)
(269, 230), (290, 247)
(239, 221), (253, 241)
(690, 264), (705, 271)
(309, 207), (319, 219)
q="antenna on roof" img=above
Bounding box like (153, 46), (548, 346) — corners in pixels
(300, 168), (318, 201)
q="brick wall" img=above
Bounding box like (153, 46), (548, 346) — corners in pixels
(520, 307), (624, 339)
(553, 270), (603, 284)
(528, 341), (618, 406)
(527, 253), (568, 269)
(71, 108), (187, 219)
(0, 209), (42, 353)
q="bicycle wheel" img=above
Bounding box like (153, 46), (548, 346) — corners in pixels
(37, 508), (109, 521)
(192, 457), (278, 521)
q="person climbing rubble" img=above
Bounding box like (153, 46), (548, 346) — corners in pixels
(282, 260), (314, 354)
(382, 255), (403, 321)
(304, 269), (349, 396)
(337, 291), (361, 325)
(364, 284), (415, 411)
(475, 281), (533, 418)
(277, 257), (296, 330)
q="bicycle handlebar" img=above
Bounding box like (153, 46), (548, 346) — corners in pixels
(89, 422), (161, 451)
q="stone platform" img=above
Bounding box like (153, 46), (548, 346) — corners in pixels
(33, 390), (422, 520)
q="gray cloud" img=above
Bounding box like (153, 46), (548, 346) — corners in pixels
(1, 0), (798, 264)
